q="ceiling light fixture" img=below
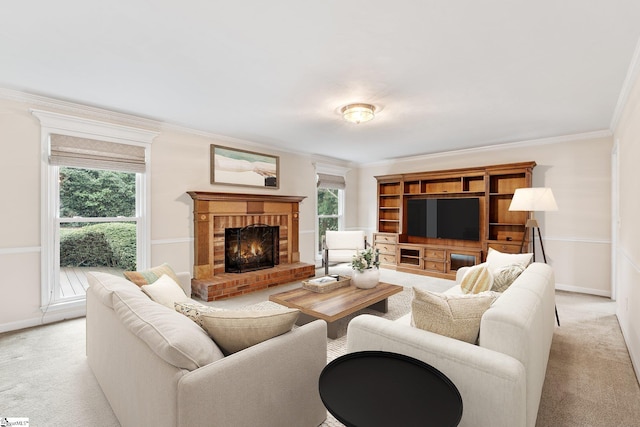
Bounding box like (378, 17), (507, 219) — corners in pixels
(341, 103), (376, 124)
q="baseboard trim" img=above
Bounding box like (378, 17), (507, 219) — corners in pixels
(555, 283), (611, 298)
(617, 314), (640, 385)
(0, 306), (86, 334)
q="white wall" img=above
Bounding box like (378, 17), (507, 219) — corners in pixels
(0, 94), (332, 332)
(613, 64), (640, 382)
(352, 133), (613, 297)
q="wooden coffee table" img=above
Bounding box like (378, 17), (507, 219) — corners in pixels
(269, 282), (403, 338)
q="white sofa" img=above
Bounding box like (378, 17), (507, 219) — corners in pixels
(86, 271), (328, 427)
(346, 262), (555, 427)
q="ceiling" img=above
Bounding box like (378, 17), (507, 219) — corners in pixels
(2, 1), (640, 164)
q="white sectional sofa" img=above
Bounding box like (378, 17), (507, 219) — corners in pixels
(346, 262), (555, 427)
(86, 271), (328, 427)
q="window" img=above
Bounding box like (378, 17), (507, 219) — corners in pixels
(33, 110), (157, 311)
(315, 167), (348, 257)
(317, 186), (342, 252)
(57, 167), (138, 302)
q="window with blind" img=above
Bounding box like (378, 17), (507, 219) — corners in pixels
(33, 110), (156, 312)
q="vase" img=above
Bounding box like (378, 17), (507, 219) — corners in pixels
(352, 268), (380, 289)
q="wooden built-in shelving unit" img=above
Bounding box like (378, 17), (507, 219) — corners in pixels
(374, 162), (535, 279)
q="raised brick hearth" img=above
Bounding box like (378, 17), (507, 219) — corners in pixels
(192, 262), (315, 301)
(188, 191), (315, 300)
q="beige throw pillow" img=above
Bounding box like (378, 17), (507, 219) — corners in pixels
(460, 264), (494, 294)
(492, 264), (526, 292)
(411, 287), (498, 344)
(174, 301), (223, 327)
(200, 308), (300, 355)
(141, 274), (190, 309)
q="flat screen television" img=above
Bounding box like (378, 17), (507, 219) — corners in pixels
(406, 198), (480, 241)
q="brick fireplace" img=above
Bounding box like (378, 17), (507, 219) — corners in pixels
(187, 191), (315, 301)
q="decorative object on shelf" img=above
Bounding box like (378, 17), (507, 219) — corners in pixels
(351, 247), (381, 289)
(509, 187), (560, 326)
(341, 103), (376, 124)
(210, 145), (279, 189)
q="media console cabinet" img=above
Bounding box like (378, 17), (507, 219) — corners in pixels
(374, 161), (535, 279)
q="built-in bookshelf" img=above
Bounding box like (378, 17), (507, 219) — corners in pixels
(374, 162), (535, 279)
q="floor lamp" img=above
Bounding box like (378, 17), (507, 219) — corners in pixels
(509, 187), (560, 326)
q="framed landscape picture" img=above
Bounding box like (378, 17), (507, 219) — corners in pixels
(210, 145), (279, 189)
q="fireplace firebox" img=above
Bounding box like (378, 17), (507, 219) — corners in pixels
(225, 224), (279, 273)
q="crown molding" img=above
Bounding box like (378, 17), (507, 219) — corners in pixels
(0, 87), (332, 162)
(362, 129), (613, 168)
(0, 87), (162, 131)
(610, 35), (640, 131)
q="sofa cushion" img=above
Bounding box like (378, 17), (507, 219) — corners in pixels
(492, 263), (526, 292)
(87, 271), (148, 308)
(141, 274), (190, 309)
(460, 264), (494, 294)
(200, 308), (300, 355)
(174, 301), (223, 327)
(112, 289), (224, 370)
(486, 248), (532, 271)
(411, 287), (498, 344)
(123, 263), (181, 288)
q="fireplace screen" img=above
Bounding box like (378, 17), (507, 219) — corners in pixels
(225, 224), (279, 273)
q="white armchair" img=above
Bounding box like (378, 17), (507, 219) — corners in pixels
(323, 230), (367, 275)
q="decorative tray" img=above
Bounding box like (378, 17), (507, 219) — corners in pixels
(302, 275), (351, 293)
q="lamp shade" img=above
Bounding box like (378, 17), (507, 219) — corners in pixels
(508, 188), (558, 212)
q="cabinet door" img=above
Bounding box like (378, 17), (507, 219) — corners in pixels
(448, 250), (481, 272)
(398, 246), (423, 269)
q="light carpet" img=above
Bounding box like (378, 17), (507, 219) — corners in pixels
(1, 269), (639, 426)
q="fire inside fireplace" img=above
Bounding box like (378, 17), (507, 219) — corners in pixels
(225, 224), (279, 273)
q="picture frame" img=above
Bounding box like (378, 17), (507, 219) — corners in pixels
(210, 145), (279, 189)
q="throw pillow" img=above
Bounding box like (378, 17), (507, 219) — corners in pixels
(174, 301), (223, 327)
(411, 287), (498, 344)
(460, 264), (494, 294)
(200, 308), (300, 355)
(123, 262), (181, 288)
(141, 274), (190, 309)
(492, 263), (526, 292)
(486, 248), (533, 272)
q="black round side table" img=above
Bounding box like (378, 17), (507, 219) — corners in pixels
(319, 351), (463, 427)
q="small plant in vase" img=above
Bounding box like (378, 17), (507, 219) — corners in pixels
(350, 247), (380, 289)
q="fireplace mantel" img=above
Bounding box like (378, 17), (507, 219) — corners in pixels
(187, 191), (306, 204)
(188, 191), (314, 300)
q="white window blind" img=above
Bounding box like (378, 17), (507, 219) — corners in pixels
(317, 173), (346, 189)
(49, 134), (146, 173)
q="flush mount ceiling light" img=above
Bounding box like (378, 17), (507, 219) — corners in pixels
(341, 103), (376, 124)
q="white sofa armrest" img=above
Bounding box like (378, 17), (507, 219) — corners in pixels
(347, 315), (527, 427)
(177, 320), (328, 427)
